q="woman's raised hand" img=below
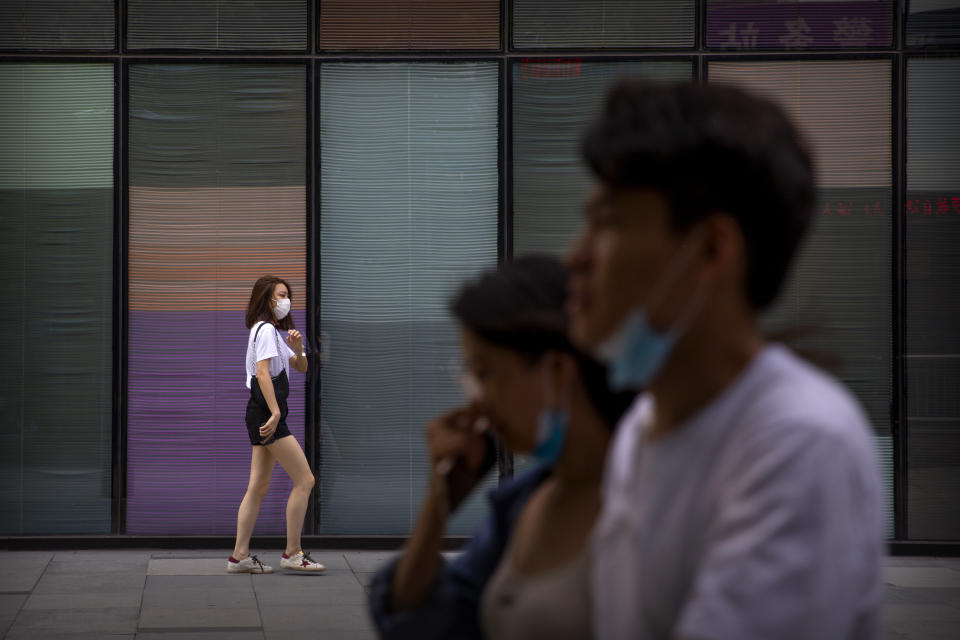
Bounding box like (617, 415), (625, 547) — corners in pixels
(285, 329), (303, 353)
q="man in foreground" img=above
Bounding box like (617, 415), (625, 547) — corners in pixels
(567, 81), (885, 639)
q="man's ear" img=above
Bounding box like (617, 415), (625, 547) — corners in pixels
(543, 350), (578, 392)
(700, 212), (746, 287)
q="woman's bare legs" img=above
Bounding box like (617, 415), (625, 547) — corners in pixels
(232, 444), (275, 559)
(267, 435), (315, 556)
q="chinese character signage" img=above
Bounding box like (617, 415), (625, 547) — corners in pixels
(814, 197), (960, 219)
(904, 195), (960, 218)
(707, 0), (893, 49)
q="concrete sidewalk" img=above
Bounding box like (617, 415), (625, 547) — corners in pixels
(0, 550), (958, 639)
(0, 549), (394, 639)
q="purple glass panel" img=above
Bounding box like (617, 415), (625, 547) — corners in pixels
(126, 310), (306, 534)
(707, 0), (893, 49)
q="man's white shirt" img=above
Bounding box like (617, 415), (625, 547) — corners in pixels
(592, 344), (885, 640)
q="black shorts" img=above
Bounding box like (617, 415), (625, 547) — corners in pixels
(245, 369), (291, 446)
(245, 417), (291, 446)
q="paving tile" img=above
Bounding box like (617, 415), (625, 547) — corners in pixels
(277, 571), (355, 584)
(0, 593), (26, 615)
(883, 603), (960, 623)
(4, 606), (139, 636)
(6, 633), (134, 640)
(885, 586), (960, 610)
(885, 567), (960, 588)
(266, 630), (376, 640)
(32, 571), (145, 595)
(138, 606), (262, 629)
(44, 558), (148, 575)
(261, 603), (375, 632)
(137, 632), (264, 640)
(151, 550), (237, 559)
(254, 580), (368, 606)
(145, 574), (254, 593)
(0, 613), (16, 638)
(884, 556), (959, 568)
(257, 582), (367, 608)
(914, 587), (960, 610)
(254, 571), (357, 587)
(353, 571), (377, 587)
(24, 589), (143, 610)
(142, 586), (257, 609)
(47, 550), (150, 574)
(884, 619), (960, 640)
(319, 631), (378, 640)
(148, 557), (232, 576)
(885, 586), (937, 606)
(342, 552), (396, 574)
(938, 558), (960, 572)
(0, 551), (52, 592)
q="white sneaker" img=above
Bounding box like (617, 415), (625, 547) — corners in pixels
(227, 554), (274, 574)
(280, 550), (326, 572)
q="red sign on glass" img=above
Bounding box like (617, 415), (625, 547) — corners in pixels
(518, 58), (583, 79)
(819, 197), (960, 218)
(904, 197), (960, 217)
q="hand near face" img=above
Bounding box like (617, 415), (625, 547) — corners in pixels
(285, 329), (303, 353)
(426, 407), (491, 475)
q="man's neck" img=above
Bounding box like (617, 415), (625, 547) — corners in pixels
(552, 394), (610, 490)
(647, 325), (764, 439)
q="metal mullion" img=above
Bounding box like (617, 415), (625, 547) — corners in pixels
(502, 0), (510, 53)
(500, 60), (511, 266)
(893, 48), (908, 541)
(305, 58), (319, 535)
(112, 59), (130, 535)
(697, 0), (706, 52)
(310, 57), (329, 531)
(309, 0), (318, 55)
(500, 57), (515, 481)
(697, 0), (706, 81)
(115, 0), (123, 54)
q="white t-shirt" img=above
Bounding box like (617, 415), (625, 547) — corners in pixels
(592, 344), (885, 640)
(245, 321), (296, 388)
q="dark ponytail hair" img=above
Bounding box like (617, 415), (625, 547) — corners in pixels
(450, 255), (636, 429)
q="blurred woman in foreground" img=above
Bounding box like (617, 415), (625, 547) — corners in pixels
(369, 255), (636, 639)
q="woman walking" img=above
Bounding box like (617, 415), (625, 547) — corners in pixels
(227, 275), (325, 574)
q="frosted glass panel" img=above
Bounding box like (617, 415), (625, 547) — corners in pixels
(319, 63), (499, 535)
(0, 63), (113, 534)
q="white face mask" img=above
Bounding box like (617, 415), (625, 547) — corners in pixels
(272, 297), (291, 320)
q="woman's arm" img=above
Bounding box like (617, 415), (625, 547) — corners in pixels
(255, 358), (281, 441)
(369, 460), (544, 640)
(390, 409), (490, 611)
(286, 329), (308, 374)
(391, 475), (449, 611)
(289, 351), (308, 374)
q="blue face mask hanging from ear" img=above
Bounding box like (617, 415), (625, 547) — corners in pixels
(594, 232), (709, 392)
(596, 311), (677, 391)
(532, 359), (570, 466)
(532, 409), (568, 465)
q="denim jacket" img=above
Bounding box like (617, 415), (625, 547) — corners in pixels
(368, 464), (552, 640)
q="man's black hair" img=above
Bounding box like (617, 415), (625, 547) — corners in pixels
(580, 80), (816, 309)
